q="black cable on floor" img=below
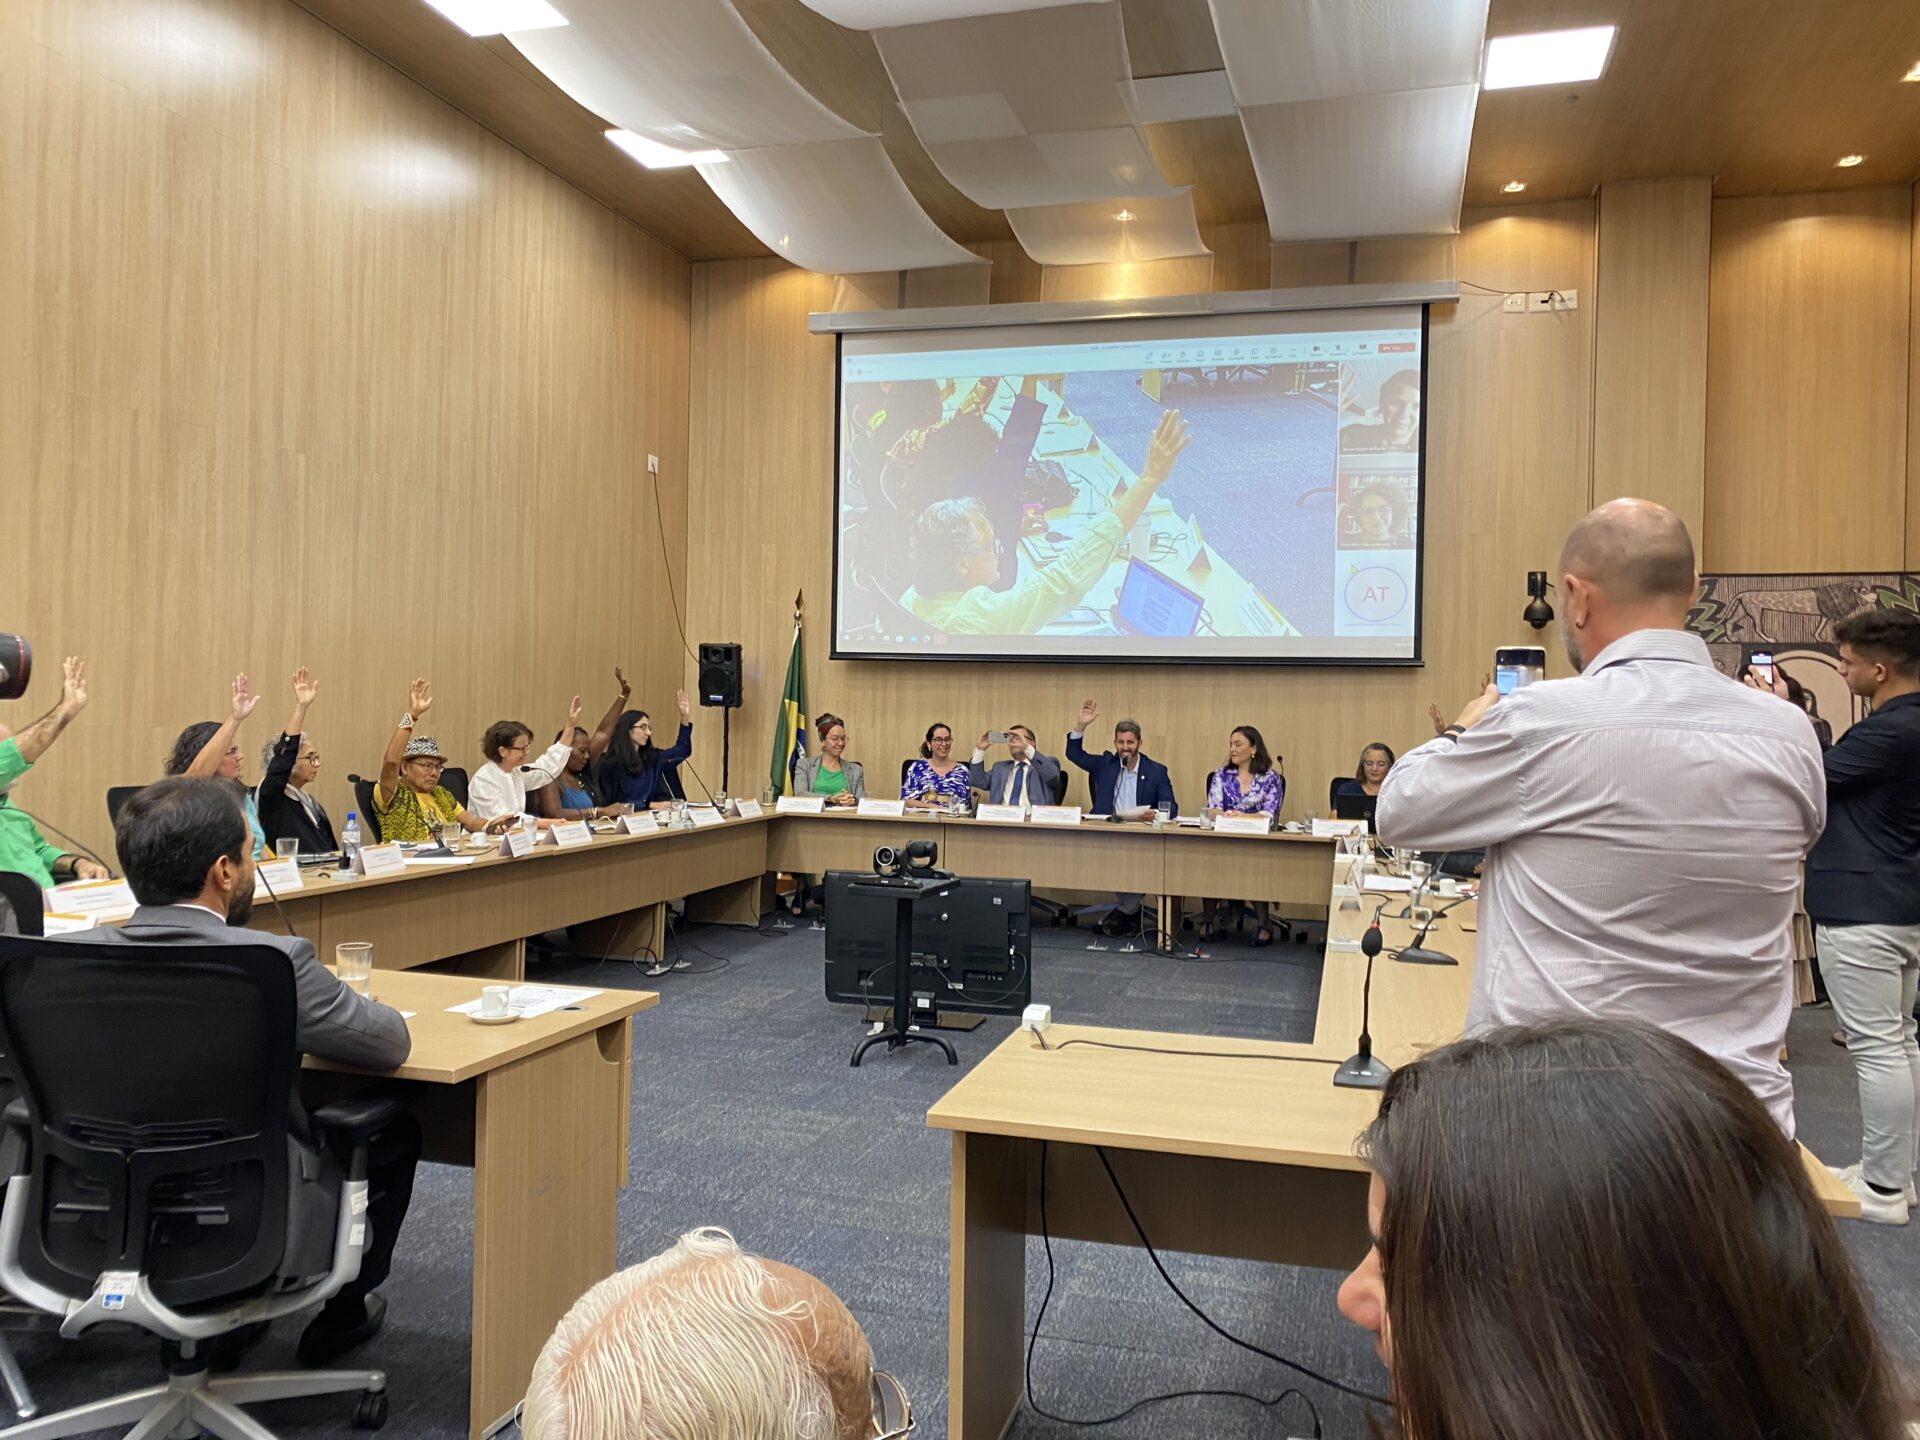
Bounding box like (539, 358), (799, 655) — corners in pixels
(1024, 1139), (1329, 1436)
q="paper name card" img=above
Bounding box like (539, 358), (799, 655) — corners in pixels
(1029, 805), (1084, 827)
(353, 843), (407, 877)
(253, 859), (305, 897)
(1312, 818), (1368, 838)
(497, 829), (535, 859)
(775, 795), (825, 815)
(856, 797), (906, 817)
(975, 803), (1025, 823)
(733, 799), (764, 819)
(618, 811), (660, 835)
(41, 913), (97, 934)
(1213, 814), (1271, 836)
(546, 820), (593, 849)
(687, 806), (725, 828)
(47, 879), (138, 919)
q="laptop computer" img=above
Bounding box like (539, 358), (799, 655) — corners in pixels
(1100, 558), (1204, 637)
(1334, 790), (1379, 826)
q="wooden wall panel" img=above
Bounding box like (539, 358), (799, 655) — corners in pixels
(1592, 180), (1712, 534)
(1911, 178), (1920, 569)
(686, 202), (1598, 826)
(1704, 188), (1913, 572)
(1, 0), (691, 866)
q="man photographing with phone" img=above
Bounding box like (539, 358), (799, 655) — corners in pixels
(1377, 498), (1825, 1134)
(968, 725), (1061, 811)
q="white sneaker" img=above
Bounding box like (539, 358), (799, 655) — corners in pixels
(1830, 1163), (1912, 1224)
(1828, 1162), (1919, 1207)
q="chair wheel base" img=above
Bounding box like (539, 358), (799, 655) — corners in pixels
(355, 1391), (389, 1429)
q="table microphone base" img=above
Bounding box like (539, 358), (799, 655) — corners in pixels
(1333, 1052), (1391, 1089)
(1397, 945), (1457, 966)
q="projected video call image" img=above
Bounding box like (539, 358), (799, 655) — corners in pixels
(834, 312), (1426, 663)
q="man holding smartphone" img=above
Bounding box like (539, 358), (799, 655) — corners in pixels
(968, 726), (1061, 812)
(1376, 499), (1825, 1136)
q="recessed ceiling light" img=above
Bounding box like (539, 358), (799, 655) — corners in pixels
(1113, 208), (1136, 222)
(1483, 26), (1616, 90)
(1502, 180), (1528, 193)
(1904, 60), (1920, 82)
(605, 130), (728, 169)
(1835, 153), (1866, 167)
(420, 0), (566, 37)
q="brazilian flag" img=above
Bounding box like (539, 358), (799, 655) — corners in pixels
(769, 621), (807, 796)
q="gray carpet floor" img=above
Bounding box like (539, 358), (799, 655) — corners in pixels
(11, 916), (1916, 1439)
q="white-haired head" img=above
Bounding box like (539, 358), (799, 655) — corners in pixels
(522, 1227), (873, 1440)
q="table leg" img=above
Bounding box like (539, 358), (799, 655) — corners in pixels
(685, 875), (766, 927)
(468, 1020), (632, 1437)
(574, 903), (666, 967)
(949, 1131), (1028, 1440)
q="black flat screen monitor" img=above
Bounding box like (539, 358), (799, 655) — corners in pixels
(1333, 790), (1378, 826)
(823, 871), (1031, 1017)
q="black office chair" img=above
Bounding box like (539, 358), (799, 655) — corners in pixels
(0, 936), (399, 1436)
(0, 875), (40, 939)
(347, 775), (383, 842)
(1327, 775), (1347, 811)
(104, 787), (142, 827)
(1030, 768), (1074, 928)
(439, 766), (469, 809)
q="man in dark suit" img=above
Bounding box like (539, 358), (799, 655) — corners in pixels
(85, 777), (420, 1361)
(1066, 699), (1178, 936)
(1801, 608), (1920, 1224)
(967, 725), (1062, 811)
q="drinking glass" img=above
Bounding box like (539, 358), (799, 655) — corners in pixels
(440, 822), (463, 852)
(275, 838), (299, 862)
(335, 942), (374, 997)
(1155, 800), (1173, 828)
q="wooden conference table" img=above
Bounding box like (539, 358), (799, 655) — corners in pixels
(300, 969), (655, 1439)
(927, 857), (1861, 1440)
(249, 809), (1341, 977)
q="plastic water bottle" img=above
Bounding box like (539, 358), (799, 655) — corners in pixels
(341, 812), (362, 871)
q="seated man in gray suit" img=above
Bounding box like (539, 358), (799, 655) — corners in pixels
(88, 777), (418, 1366)
(968, 725), (1061, 812)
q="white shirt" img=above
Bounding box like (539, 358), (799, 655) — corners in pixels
(467, 741), (572, 821)
(1377, 628), (1825, 1134)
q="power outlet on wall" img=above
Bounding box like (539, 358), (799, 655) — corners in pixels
(647, 454), (660, 475)
(1501, 293), (1526, 313)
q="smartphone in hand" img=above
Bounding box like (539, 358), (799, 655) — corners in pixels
(1749, 650), (1776, 688)
(1495, 646), (1547, 696)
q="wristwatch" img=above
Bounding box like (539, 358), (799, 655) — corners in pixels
(398, 713), (416, 729)
(1442, 724), (1466, 740)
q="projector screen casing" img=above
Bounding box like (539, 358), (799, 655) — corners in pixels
(830, 306), (1427, 666)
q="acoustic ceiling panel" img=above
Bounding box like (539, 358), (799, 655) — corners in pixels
(1240, 85), (1479, 242)
(1006, 190), (1210, 266)
(699, 138), (987, 273)
(1208, 0), (1488, 106)
(872, 2), (1178, 209)
(798, 0), (1092, 29)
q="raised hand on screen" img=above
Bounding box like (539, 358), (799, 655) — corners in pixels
(408, 678), (434, 720)
(1140, 410), (1192, 486)
(230, 673), (261, 723)
(291, 666), (319, 708)
(675, 688), (691, 722)
(60, 657), (88, 716)
(1077, 698), (1098, 731)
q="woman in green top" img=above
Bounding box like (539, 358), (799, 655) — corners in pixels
(782, 714), (866, 916)
(0, 655), (107, 890)
(373, 679), (518, 843)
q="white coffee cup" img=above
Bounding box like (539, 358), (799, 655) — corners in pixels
(479, 985), (512, 1018)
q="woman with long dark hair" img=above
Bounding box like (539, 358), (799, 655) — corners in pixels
(1199, 725), (1284, 945)
(1338, 1018), (1903, 1440)
(165, 672), (266, 857)
(596, 688), (693, 812)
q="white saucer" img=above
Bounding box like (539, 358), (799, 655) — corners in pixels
(469, 1009), (521, 1025)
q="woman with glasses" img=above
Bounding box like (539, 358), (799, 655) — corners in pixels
(596, 688), (694, 812)
(256, 666), (338, 855)
(373, 678), (518, 842)
(1334, 741), (1396, 803)
(164, 672), (268, 857)
(901, 722), (972, 811)
(469, 697), (585, 826)
(897, 409), (1191, 636)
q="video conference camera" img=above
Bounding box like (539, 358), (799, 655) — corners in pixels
(872, 840), (941, 878)
(0, 634), (29, 701)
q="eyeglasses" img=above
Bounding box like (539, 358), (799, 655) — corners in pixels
(871, 1369), (913, 1440)
(409, 759), (445, 771)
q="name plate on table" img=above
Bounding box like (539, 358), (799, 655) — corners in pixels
(47, 879), (138, 920)
(618, 811), (659, 835)
(497, 829), (535, 859)
(856, 798), (906, 817)
(354, 843), (407, 877)
(1213, 814), (1271, 836)
(687, 806), (726, 828)
(253, 859), (305, 896)
(775, 795), (825, 815)
(1029, 805), (1084, 827)
(545, 820), (593, 849)
(1312, 818), (1368, 838)
(974, 803), (1025, 823)
(733, 799), (764, 819)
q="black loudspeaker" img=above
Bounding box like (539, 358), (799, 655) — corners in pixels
(698, 643), (742, 708)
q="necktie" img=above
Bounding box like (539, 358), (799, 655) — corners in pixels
(1010, 762), (1028, 808)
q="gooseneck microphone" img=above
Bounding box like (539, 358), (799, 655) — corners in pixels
(1396, 896), (1472, 967)
(1333, 906), (1392, 1090)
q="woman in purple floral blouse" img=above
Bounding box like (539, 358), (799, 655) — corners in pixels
(1201, 725), (1285, 945)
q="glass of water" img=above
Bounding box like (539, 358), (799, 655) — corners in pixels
(275, 838), (299, 862)
(335, 942), (374, 997)
(440, 821), (463, 852)
(1155, 800), (1173, 828)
